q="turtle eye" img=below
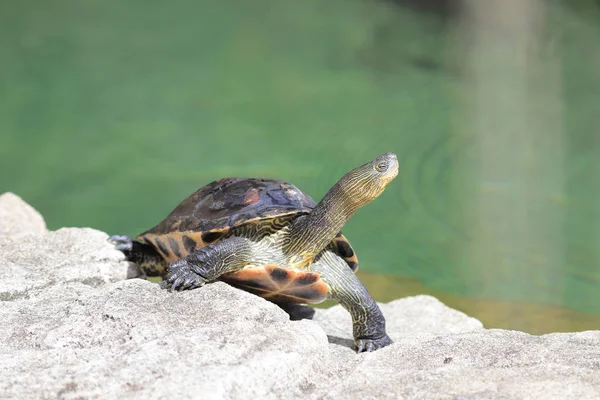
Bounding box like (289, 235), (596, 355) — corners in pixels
(375, 162), (388, 172)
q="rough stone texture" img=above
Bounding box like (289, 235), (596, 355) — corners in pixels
(0, 228), (140, 300)
(0, 280), (330, 399)
(1, 193), (599, 399)
(0, 192), (47, 235)
(314, 295), (484, 370)
(319, 330), (600, 400)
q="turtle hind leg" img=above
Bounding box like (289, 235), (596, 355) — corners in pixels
(109, 235), (168, 277)
(275, 303), (316, 321)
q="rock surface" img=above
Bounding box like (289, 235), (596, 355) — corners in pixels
(1, 193), (599, 399)
(0, 227), (139, 301)
(0, 192), (47, 235)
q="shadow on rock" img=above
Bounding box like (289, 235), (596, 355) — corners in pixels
(326, 335), (355, 350)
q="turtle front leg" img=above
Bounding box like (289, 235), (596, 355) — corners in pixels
(162, 236), (252, 291)
(312, 250), (392, 353)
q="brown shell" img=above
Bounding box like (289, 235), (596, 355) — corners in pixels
(138, 177), (359, 270)
(220, 264), (330, 304)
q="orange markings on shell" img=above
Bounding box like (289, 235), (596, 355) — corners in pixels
(243, 188), (260, 205)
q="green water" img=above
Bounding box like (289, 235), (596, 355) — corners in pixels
(2, 0), (599, 332)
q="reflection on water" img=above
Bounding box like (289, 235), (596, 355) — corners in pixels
(1, 0), (599, 333)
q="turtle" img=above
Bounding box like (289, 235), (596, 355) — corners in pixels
(110, 152), (398, 352)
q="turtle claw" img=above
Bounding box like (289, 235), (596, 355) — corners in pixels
(163, 259), (207, 291)
(181, 276), (203, 290)
(172, 276), (187, 289)
(356, 334), (393, 353)
(109, 235), (133, 252)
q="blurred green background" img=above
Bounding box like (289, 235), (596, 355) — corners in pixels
(2, 0), (599, 333)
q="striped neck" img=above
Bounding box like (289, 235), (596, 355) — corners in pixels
(285, 182), (361, 259)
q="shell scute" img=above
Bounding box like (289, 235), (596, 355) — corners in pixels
(141, 178), (316, 235)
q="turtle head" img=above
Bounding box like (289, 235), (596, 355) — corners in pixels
(339, 152), (399, 206)
(286, 152), (398, 258)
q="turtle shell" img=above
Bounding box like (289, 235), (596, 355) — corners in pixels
(138, 177), (359, 271)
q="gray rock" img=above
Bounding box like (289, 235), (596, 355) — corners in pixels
(318, 330), (600, 400)
(0, 227), (138, 300)
(0, 280), (330, 400)
(315, 294), (484, 341)
(313, 295), (484, 373)
(0, 192), (47, 235)
(1, 193), (599, 399)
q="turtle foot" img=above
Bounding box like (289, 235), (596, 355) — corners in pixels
(161, 259), (207, 291)
(355, 334), (393, 353)
(109, 235), (133, 253)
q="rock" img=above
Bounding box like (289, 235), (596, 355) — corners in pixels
(0, 227), (139, 300)
(315, 294), (483, 340)
(0, 280), (330, 400)
(0, 192), (47, 235)
(318, 330), (600, 399)
(313, 295), (484, 370)
(1, 193), (599, 399)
